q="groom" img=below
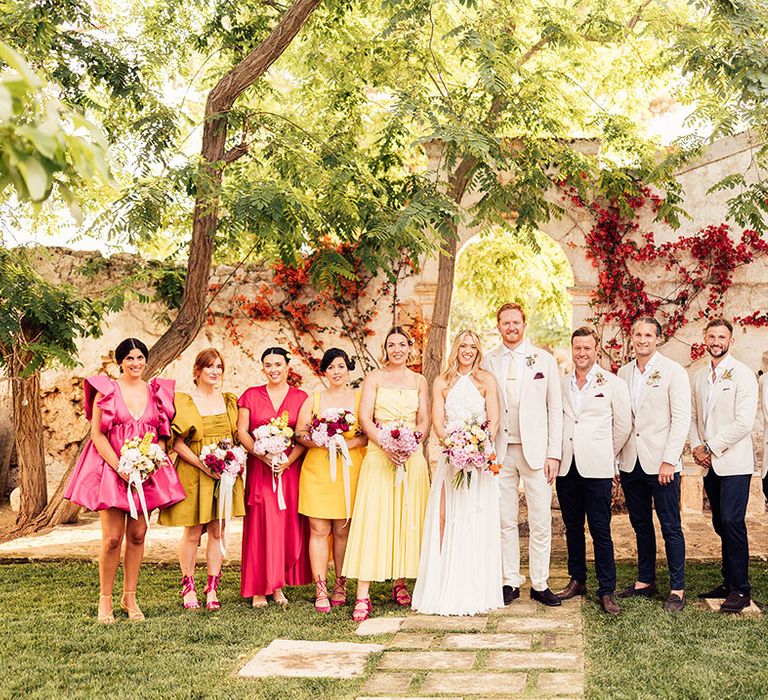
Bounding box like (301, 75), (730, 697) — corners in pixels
(483, 302), (563, 606)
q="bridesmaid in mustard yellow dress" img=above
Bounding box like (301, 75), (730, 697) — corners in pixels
(296, 348), (367, 613)
(342, 327), (431, 621)
(159, 349), (245, 610)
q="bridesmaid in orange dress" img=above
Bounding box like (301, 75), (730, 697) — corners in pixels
(237, 346), (312, 607)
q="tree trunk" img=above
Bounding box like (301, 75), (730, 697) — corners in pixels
(0, 379), (13, 498)
(422, 155), (479, 393)
(144, 0), (324, 377)
(14, 0), (324, 536)
(12, 369), (47, 527)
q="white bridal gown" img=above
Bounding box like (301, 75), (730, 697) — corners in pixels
(412, 373), (504, 615)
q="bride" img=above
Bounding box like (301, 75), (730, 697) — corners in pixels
(412, 329), (503, 615)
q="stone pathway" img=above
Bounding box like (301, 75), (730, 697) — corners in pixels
(356, 585), (585, 699)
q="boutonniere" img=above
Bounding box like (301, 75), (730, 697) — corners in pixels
(646, 369), (661, 386)
(594, 372), (607, 387)
(721, 369), (734, 382)
(525, 353), (538, 368)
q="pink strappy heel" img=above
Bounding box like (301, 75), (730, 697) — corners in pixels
(204, 572), (222, 610)
(181, 575), (200, 610)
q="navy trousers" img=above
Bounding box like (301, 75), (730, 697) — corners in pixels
(703, 470), (751, 595)
(556, 463), (616, 596)
(621, 460), (686, 590)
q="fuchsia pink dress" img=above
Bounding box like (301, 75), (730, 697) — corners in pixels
(65, 375), (186, 513)
(239, 385), (312, 597)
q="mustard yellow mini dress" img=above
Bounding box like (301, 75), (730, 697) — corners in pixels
(158, 392), (245, 526)
(298, 391), (364, 521)
(342, 387), (429, 581)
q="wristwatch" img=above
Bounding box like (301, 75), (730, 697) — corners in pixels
(702, 443), (712, 455)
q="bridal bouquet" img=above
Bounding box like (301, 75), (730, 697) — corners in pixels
(252, 411), (294, 510)
(441, 418), (497, 488)
(309, 408), (356, 447)
(377, 421), (423, 469)
(117, 432), (169, 524)
(200, 438), (247, 554)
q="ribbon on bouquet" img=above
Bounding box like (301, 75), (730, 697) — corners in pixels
(217, 471), (238, 555)
(270, 453), (288, 510)
(127, 469), (151, 528)
(327, 434), (353, 524)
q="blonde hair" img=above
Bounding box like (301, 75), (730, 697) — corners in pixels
(379, 326), (414, 365)
(442, 329), (484, 385)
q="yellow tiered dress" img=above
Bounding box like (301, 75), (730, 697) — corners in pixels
(298, 391), (364, 520)
(342, 387), (429, 581)
(158, 392), (245, 526)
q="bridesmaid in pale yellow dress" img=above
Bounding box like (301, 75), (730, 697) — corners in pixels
(159, 348), (245, 610)
(296, 348), (367, 613)
(342, 327), (431, 621)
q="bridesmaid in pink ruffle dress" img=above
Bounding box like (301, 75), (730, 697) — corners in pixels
(65, 338), (185, 623)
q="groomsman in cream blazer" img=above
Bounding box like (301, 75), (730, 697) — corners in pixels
(556, 327), (632, 614)
(482, 302), (563, 607)
(690, 317), (758, 613)
(617, 316), (691, 612)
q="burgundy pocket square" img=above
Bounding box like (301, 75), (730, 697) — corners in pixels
(534, 372), (545, 380)
(594, 393), (605, 397)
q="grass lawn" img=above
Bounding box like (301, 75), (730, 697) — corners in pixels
(0, 562), (399, 700)
(585, 561), (768, 700)
(2, 560), (768, 699)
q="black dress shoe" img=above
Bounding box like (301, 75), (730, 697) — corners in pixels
(663, 593), (686, 612)
(720, 591), (750, 613)
(502, 585), (520, 605)
(531, 587), (562, 606)
(616, 582), (658, 599)
(698, 584), (730, 599)
(599, 594), (620, 615)
(556, 579), (587, 600)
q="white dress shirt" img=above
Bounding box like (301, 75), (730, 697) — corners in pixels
(570, 363), (598, 415)
(631, 351), (659, 413)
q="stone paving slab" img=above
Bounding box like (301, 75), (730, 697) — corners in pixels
(401, 615), (488, 632)
(362, 672), (414, 694)
(389, 633), (435, 649)
(356, 617), (406, 636)
(536, 672), (585, 696)
(492, 600), (538, 616)
(239, 639), (383, 679)
(497, 617), (581, 633)
(379, 651), (477, 671)
(703, 598), (762, 615)
(540, 633), (584, 650)
(442, 633), (532, 650)
(420, 672), (527, 695)
(486, 650), (583, 670)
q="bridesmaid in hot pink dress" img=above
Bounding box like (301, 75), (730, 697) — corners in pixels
(65, 338), (185, 623)
(237, 346), (312, 607)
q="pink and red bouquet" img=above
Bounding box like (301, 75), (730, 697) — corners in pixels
(377, 421), (423, 468)
(200, 438), (247, 478)
(310, 408), (356, 447)
(441, 418), (498, 488)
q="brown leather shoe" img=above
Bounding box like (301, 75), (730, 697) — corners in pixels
(617, 582), (658, 599)
(599, 594), (620, 615)
(663, 593), (686, 612)
(556, 579), (587, 600)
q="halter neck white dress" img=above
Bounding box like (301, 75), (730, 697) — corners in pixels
(412, 373), (503, 615)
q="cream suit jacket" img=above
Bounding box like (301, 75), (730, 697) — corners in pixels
(560, 367), (632, 478)
(618, 352), (691, 474)
(482, 343), (563, 469)
(761, 373), (768, 478)
(689, 356), (757, 477)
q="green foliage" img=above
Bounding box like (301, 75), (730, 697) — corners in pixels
(450, 226), (573, 348)
(0, 42), (111, 216)
(0, 248), (109, 376)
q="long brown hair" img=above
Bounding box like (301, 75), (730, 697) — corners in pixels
(192, 348), (225, 385)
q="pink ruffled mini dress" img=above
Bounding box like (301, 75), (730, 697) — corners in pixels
(64, 375), (186, 513)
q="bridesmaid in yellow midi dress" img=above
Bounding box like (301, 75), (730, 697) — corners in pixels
(296, 348), (367, 613)
(159, 349), (245, 609)
(342, 327), (431, 621)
